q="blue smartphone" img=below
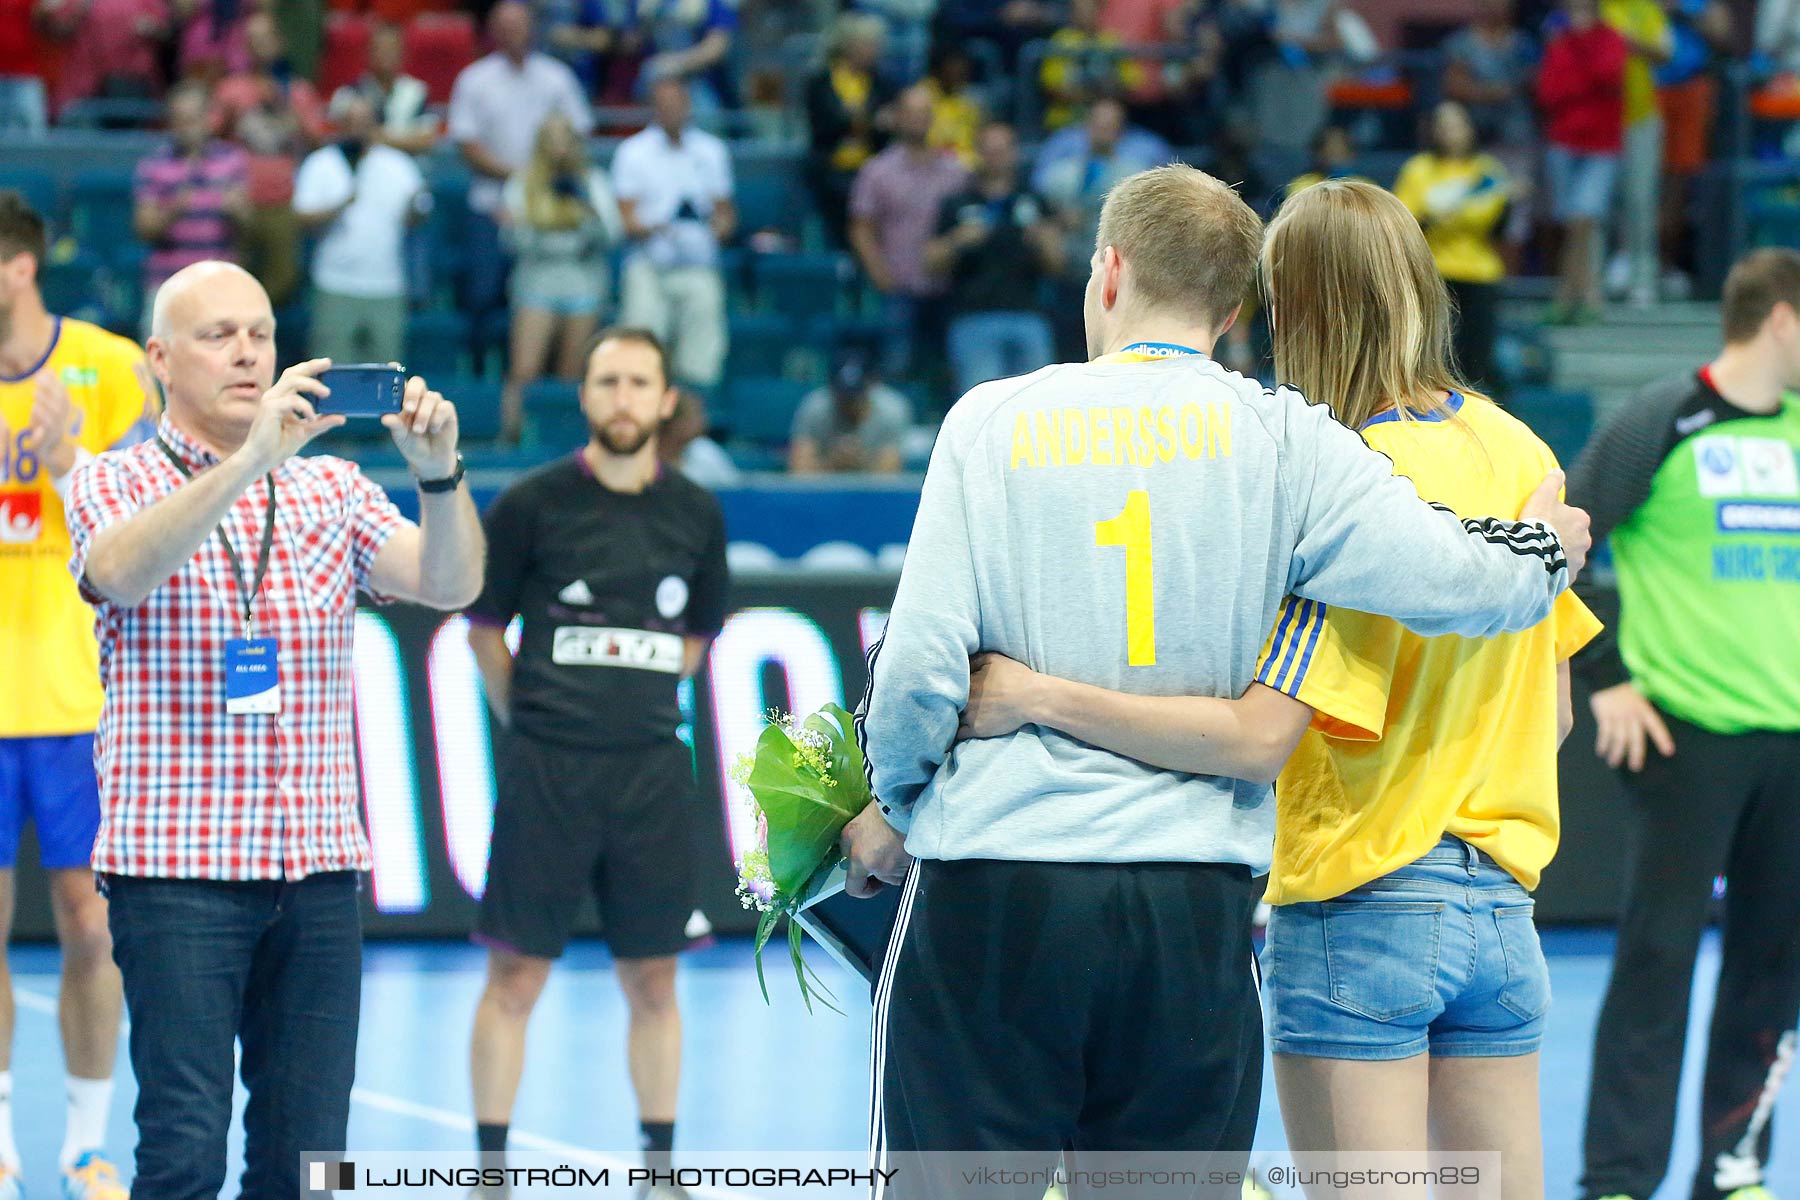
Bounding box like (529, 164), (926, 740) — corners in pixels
(316, 364), (406, 418)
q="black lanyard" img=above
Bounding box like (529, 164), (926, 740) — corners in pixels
(156, 436), (277, 639)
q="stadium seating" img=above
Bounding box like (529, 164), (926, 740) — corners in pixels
(529, 402), (588, 451)
(0, 168), (59, 226)
(726, 312), (802, 377)
(750, 252), (856, 324)
(436, 375), (504, 442)
(403, 310), (472, 378)
(39, 248), (107, 320)
(1509, 387), (1595, 469)
(321, 13), (374, 100)
(733, 157), (811, 241)
(722, 375), (810, 446)
(67, 168), (138, 271)
(404, 13), (479, 106)
(521, 377), (576, 417)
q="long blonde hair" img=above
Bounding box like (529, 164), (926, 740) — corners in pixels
(1261, 179), (1471, 432)
(522, 113), (592, 232)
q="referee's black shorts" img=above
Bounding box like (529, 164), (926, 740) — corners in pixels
(477, 732), (700, 961)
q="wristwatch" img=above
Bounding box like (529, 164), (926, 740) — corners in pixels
(416, 454), (465, 494)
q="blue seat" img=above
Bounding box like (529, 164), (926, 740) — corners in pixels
(1509, 387), (1595, 467)
(752, 252), (853, 323)
(521, 377), (577, 414)
(723, 375), (811, 446)
(734, 160), (810, 239)
(404, 311), (470, 377)
(68, 168), (138, 269)
(38, 249), (108, 323)
(436, 375), (503, 442)
(414, 177), (470, 302)
(0, 168), (59, 225)
(727, 312), (799, 377)
(530, 403), (588, 451)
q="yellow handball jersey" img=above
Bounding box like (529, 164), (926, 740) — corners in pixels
(0, 318), (158, 737)
(1254, 392), (1602, 903)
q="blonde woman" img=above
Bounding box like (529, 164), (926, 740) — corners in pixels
(958, 179), (1599, 1199)
(500, 112), (623, 444)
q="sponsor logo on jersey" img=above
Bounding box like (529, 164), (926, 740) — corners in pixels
(1717, 501), (1800, 534)
(656, 574), (690, 619)
(1740, 437), (1800, 498)
(60, 366), (98, 388)
(1695, 436), (1745, 497)
(551, 626), (683, 673)
(557, 579), (595, 605)
(0, 489), (42, 544)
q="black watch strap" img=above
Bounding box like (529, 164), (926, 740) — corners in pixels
(417, 454), (465, 494)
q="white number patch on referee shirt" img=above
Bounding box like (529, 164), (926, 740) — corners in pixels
(551, 626), (684, 673)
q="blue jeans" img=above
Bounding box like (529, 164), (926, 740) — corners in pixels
(106, 872), (363, 1200)
(947, 311), (1056, 396)
(1263, 835), (1551, 1061)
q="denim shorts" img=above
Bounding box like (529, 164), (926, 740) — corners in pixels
(1262, 835), (1551, 1061)
(1545, 144), (1620, 223)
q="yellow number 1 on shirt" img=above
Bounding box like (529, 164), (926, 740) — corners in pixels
(1095, 490), (1155, 666)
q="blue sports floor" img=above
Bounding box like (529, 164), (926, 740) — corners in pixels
(3, 929), (1793, 1198)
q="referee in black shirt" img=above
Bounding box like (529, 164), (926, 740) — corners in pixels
(465, 328), (729, 1196)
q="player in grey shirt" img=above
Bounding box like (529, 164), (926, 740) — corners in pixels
(843, 166), (1591, 1195)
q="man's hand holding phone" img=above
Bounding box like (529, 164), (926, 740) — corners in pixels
(382, 375), (460, 482)
(239, 358), (345, 474)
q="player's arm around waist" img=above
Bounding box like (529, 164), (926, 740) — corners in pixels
(963, 654), (1312, 785)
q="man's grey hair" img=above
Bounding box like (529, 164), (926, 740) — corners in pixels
(148, 260), (258, 340)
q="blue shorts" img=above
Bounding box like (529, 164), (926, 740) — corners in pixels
(1262, 835), (1551, 1061)
(1545, 145), (1620, 223)
(0, 735), (103, 870)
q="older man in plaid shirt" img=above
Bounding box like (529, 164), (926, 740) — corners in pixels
(63, 260), (485, 1200)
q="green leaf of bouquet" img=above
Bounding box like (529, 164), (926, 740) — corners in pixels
(747, 722), (857, 896)
(801, 704), (871, 821)
(752, 908), (779, 1005)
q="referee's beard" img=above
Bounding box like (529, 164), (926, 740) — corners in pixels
(592, 416), (657, 458)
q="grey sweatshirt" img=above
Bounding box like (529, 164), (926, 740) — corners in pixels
(855, 354), (1570, 872)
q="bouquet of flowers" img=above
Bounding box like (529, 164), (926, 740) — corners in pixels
(729, 703), (870, 1013)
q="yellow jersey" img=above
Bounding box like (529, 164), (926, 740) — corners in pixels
(1392, 152), (1509, 285)
(925, 79), (983, 168)
(1038, 29), (1146, 131)
(1603, 0), (1673, 127)
(1254, 393), (1602, 903)
(0, 318), (158, 737)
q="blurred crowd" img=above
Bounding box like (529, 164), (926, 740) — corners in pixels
(0, 0), (1797, 471)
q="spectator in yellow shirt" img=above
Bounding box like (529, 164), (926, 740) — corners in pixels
(1394, 101), (1511, 393)
(1601, 0), (1673, 306)
(924, 46), (985, 167)
(1286, 124), (1363, 198)
(1038, 0), (1145, 131)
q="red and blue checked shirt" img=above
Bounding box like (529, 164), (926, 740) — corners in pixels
(64, 414), (406, 880)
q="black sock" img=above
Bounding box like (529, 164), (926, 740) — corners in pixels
(641, 1120), (675, 1173)
(477, 1121), (509, 1156)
